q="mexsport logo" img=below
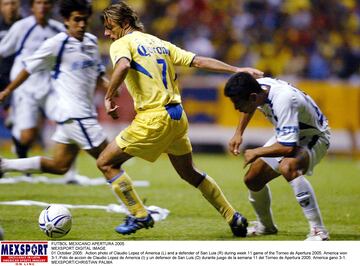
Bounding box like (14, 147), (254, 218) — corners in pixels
(1, 241), (48, 263)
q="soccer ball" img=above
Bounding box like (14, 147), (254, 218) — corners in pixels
(38, 205), (72, 238)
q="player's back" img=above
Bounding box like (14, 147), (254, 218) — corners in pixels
(110, 31), (195, 112)
(257, 77), (329, 136)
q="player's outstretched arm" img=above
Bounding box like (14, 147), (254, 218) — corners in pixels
(191, 56), (263, 78)
(0, 69), (30, 103)
(229, 111), (255, 155)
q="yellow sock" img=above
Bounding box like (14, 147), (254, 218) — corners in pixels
(198, 175), (236, 224)
(110, 171), (148, 218)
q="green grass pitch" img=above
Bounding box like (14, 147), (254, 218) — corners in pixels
(0, 151), (359, 240)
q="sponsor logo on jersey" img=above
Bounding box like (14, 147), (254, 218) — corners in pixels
(137, 44), (169, 57)
(71, 60), (96, 70)
(276, 126), (299, 136)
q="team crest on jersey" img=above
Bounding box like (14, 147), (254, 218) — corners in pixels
(66, 46), (77, 53)
(1, 242), (48, 263)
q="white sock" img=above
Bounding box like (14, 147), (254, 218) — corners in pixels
(248, 185), (276, 228)
(1, 156), (42, 173)
(289, 175), (325, 231)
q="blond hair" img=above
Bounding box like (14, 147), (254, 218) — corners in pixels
(102, 1), (144, 31)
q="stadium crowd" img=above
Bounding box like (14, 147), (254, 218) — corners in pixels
(4, 0), (360, 79)
(88, 0), (360, 80)
(0, 0), (359, 135)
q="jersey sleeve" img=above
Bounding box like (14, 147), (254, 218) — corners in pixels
(274, 91), (300, 146)
(109, 38), (132, 67)
(0, 22), (22, 57)
(164, 41), (195, 67)
(23, 38), (56, 74)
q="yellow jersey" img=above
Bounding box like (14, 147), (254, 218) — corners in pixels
(109, 31), (195, 112)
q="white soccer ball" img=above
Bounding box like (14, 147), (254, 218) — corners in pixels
(38, 205), (72, 238)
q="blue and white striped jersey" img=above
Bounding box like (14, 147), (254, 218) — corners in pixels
(257, 77), (329, 147)
(23, 32), (105, 123)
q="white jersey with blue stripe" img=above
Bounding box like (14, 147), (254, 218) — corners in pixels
(23, 32), (105, 123)
(257, 77), (329, 147)
(0, 16), (64, 98)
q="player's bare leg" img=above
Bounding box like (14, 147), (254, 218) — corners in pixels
(168, 152), (248, 237)
(85, 140), (108, 159)
(14, 127), (38, 158)
(278, 148), (328, 240)
(244, 158), (279, 236)
(40, 143), (79, 174)
(0, 143), (78, 175)
(97, 140), (153, 235)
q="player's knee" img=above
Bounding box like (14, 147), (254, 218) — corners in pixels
(20, 130), (37, 146)
(19, 136), (34, 146)
(96, 156), (110, 174)
(244, 173), (263, 191)
(179, 168), (204, 187)
(279, 160), (299, 180)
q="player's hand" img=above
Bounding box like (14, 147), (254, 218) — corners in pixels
(0, 90), (10, 104)
(237, 67), (264, 79)
(228, 134), (243, 156)
(104, 97), (119, 120)
(243, 149), (258, 168)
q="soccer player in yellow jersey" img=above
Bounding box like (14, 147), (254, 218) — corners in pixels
(97, 1), (264, 236)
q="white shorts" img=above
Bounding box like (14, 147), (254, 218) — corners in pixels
(11, 90), (57, 139)
(260, 130), (330, 176)
(52, 118), (107, 150)
(10, 73), (55, 139)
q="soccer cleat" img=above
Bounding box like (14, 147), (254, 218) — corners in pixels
(305, 228), (329, 241)
(229, 212), (248, 237)
(247, 221), (278, 236)
(115, 214), (154, 235)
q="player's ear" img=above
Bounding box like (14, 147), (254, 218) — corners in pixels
(63, 18), (70, 29)
(120, 19), (130, 29)
(249, 93), (258, 103)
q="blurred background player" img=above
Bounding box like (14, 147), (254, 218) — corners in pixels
(0, 0), (21, 111)
(0, 0), (63, 162)
(0, 0), (108, 179)
(97, 1), (263, 236)
(225, 72), (330, 241)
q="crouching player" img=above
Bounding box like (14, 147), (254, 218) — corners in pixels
(225, 73), (330, 240)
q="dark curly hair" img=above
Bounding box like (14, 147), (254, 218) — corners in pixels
(30, 0), (54, 6)
(59, 0), (92, 19)
(224, 72), (262, 101)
